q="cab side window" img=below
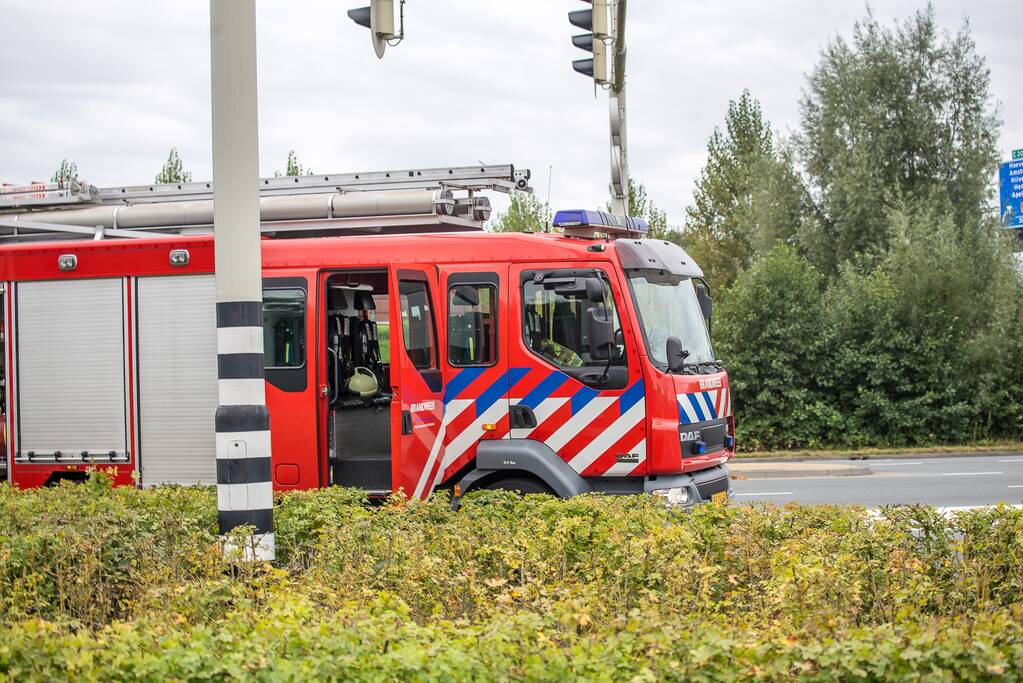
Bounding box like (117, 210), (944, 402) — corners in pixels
(398, 279), (438, 370)
(448, 283), (497, 367)
(522, 270), (627, 388)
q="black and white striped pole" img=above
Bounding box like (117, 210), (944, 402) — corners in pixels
(210, 0), (274, 561)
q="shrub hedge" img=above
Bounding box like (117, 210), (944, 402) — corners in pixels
(2, 475), (1022, 680)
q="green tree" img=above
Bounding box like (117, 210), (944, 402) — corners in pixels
(715, 245), (836, 449)
(824, 197), (1023, 445)
(275, 150), (311, 177)
(154, 148), (192, 184)
(489, 192), (551, 233)
(51, 159), (79, 184)
(797, 5), (999, 275)
(682, 91), (807, 288)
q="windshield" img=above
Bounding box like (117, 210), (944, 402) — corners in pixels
(627, 270), (715, 367)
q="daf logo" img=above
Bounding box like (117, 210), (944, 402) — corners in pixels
(680, 430), (701, 442)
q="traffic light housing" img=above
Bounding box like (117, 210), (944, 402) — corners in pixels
(348, 0), (396, 59)
(569, 0), (610, 84)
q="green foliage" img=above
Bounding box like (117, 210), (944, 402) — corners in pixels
(715, 246), (837, 449)
(0, 473), (217, 625)
(274, 150), (311, 178)
(2, 476), (1023, 679)
(797, 5), (999, 276)
(50, 159), (78, 184)
(717, 204), (1023, 450)
(683, 91), (809, 288)
(489, 192), (551, 233)
(154, 148), (192, 184)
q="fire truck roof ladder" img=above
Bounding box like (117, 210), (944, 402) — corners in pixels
(0, 164), (532, 242)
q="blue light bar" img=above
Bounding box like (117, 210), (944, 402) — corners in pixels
(552, 209), (649, 236)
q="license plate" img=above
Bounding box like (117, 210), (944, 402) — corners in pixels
(712, 491), (728, 505)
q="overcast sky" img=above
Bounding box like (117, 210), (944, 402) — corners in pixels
(1, 1), (1019, 223)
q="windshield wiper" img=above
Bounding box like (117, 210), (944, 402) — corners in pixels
(682, 360), (722, 374)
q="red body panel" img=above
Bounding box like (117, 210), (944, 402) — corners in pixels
(2, 231), (733, 491)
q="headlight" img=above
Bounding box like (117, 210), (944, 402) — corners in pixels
(652, 486), (690, 506)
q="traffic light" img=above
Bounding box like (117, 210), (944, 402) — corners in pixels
(348, 0), (397, 59)
(569, 0), (610, 84)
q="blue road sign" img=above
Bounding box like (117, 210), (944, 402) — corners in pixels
(1000, 159), (1023, 228)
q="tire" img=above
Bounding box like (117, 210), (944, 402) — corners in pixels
(484, 477), (554, 496)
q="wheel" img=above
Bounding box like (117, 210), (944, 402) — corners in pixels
(484, 477), (554, 496)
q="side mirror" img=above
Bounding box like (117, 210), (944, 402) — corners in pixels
(694, 281), (712, 321)
(665, 336), (689, 373)
(585, 307), (614, 361)
(585, 277), (605, 303)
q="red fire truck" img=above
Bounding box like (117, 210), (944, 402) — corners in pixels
(0, 166), (732, 504)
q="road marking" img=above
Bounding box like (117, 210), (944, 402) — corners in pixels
(998, 459), (1023, 463)
(869, 461), (924, 467)
(734, 492), (793, 496)
(866, 505), (1023, 519)
(941, 471), (1002, 476)
(934, 504), (1022, 515)
(1008, 485), (1023, 489)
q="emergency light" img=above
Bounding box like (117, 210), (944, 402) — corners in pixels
(552, 210), (649, 237)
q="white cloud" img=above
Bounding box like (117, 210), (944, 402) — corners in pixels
(1, 1), (1019, 223)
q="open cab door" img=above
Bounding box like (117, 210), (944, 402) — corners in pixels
(389, 266), (445, 499)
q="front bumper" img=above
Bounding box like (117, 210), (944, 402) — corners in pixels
(590, 464), (733, 506)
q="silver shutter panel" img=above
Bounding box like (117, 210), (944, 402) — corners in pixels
(17, 279), (127, 459)
(137, 275), (218, 485)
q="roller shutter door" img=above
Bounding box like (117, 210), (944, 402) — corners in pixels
(137, 275), (218, 485)
(16, 278), (128, 461)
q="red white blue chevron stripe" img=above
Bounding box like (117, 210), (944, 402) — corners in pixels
(412, 367), (648, 496)
(510, 371), (646, 477)
(677, 386), (730, 424)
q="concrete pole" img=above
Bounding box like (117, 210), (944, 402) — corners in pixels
(608, 0), (630, 216)
(210, 0), (274, 561)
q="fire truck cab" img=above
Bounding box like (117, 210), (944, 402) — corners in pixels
(0, 169), (733, 504)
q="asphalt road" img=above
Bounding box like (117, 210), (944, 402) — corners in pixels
(731, 455), (1023, 508)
